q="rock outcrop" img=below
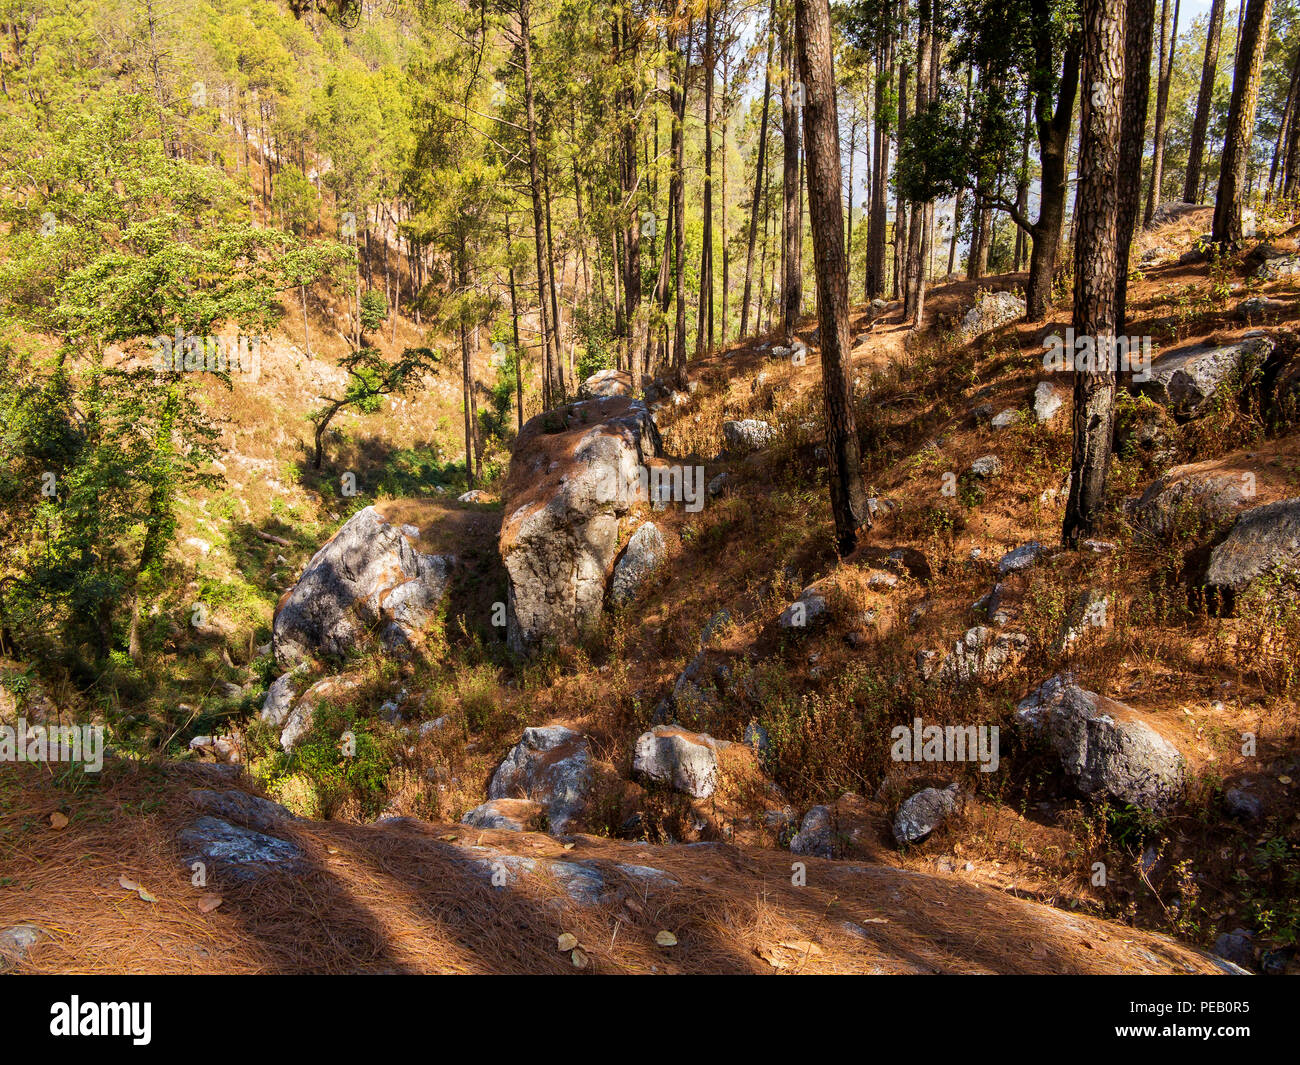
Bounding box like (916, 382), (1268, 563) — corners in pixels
(1017, 675), (1185, 810)
(499, 397), (663, 653)
(272, 505), (455, 670)
(1203, 497), (1300, 608)
(487, 726), (592, 834)
(1140, 334), (1274, 417)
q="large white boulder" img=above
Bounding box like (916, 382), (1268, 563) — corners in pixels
(272, 506), (454, 670)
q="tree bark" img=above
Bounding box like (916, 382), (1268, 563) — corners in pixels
(1212, 0), (1273, 248)
(780, 16), (803, 343)
(794, 0), (870, 554)
(1063, 0), (1125, 548)
(1116, 0), (1156, 333)
(1183, 0), (1224, 203)
(1143, 0), (1179, 224)
(740, 0), (776, 338)
(519, 0), (557, 409)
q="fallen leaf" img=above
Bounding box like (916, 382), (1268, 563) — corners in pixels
(570, 947), (588, 968)
(1280, 775), (1292, 786)
(655, 930), (678, 947)
(136, 887), (158, 904)
(756, 947), (790, 969)
(778, 939), (823, 956)
(49, 812), (69, 829)
(197, 895), (223, 914)
(118, 875), (139, 891)
(438, 833), (458, 842)
(623, 897), (644, 915)
(557, 932), (578, 952)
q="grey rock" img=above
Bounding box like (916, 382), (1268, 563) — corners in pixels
(188, 789), (296, 834)
(893, 784), (961, 845)
(272, 506), (454, 669)
(779, 585), (829, 629)
(998, 541), (1044, 575)
(1235, 296), (1288, 320)
(1135, 467), (1256, 536)
(578, 367), (633, 399)
(1204, 498), (1300, 606)
(1256, 255), (1300, 281)
(488, 726), (591, 835)
(991, 408), (1020, 430)
(934, 626), (1028, 684)
(501, 398), (662, 653)
(1213, 928), (1255, 969)
(0, 924), (44, 970)
(1033, 381), (1066, 423)
(723, 418), (777, 454)
(261, 666), (310, 728)
(789, 805), (834, 858)
(1017, 675), (1185, 810)
(1141, 334), (1274, 416)
(610, 521), (666, 607)
(1224, 788), (1262, 823)
(960, 290), (1025, 336)
(633, 726), (730, 799)
(177, 816), (303, 883)
(969, 455), (1003, 478)
(707, 471), (730, 497)
(461, 798), (541, 832)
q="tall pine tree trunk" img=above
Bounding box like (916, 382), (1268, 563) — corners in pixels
(1063, 0), (1124, 547)
(1212, 0), (1273, 248)
(1183, 0), (1224, 202)
(794, 0), (870, 553)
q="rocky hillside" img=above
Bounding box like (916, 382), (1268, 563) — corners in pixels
(4, 205), (1299, 976)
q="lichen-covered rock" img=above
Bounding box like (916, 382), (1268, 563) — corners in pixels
(177, 816), (304, 883)
(934, 626), (1028, 684)
(1140, 334), (1274, 416)
(632, 726), (733, 799)
(960, 290), (1025, 336)
(789, 805), (834, 858)
(1203, 498), (1300, 608)
(1135, 466), (1257, 536)
(1256, 255), (1300, 281)
(278, 674), (362, 751)
(610, 521), (666, 606)
(188, 789), (296, 834)
(488, 726), (591, 835)
(1017, 675), (1185, 810)
(579, 367), (634, 399)
(723, 418), (776, 454)
(461, 798), (543, 832)
(779, 583), (830, 630)
(499, 396), (663, 654)
(1033, 381), (1066, 423)
(893, 784), (961, 845)
(272, 506), (455, 670)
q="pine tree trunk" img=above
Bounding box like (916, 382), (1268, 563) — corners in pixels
(1116, 0), (1155, 333)
(1212, 0), (1273, 248)
(740, 0), (776, 339)
(1063, 0), (1125, 547)
(1143, 0), (1179, 224)
(780, 19), (802, 344)
(519, 0), (556, 410)
(794, 0), (870, 554)
(1183, 0), (1224, 202)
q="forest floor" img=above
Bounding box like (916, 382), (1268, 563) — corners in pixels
(3, 206), (1299, 974)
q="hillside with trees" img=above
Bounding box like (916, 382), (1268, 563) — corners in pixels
(1, 0), (1298, 986)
